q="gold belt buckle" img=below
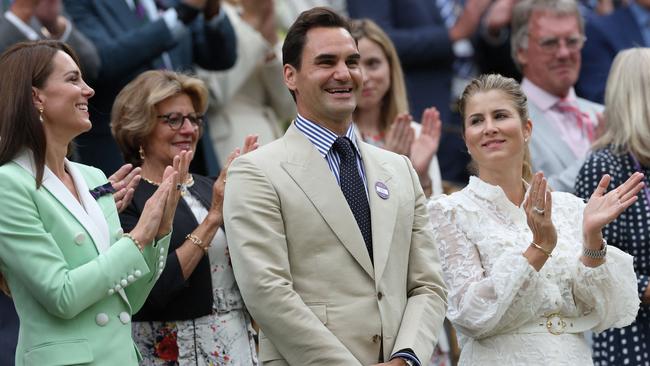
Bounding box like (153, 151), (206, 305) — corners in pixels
(545, 312), (566, 335)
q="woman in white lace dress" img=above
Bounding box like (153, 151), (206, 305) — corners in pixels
(428, 74), (644, 365)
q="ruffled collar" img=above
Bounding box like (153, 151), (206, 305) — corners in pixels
(464, 176), (530, 223)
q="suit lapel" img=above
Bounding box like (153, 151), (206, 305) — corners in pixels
(280, 125), (374, 279)
(359, 143), (398, 282)
(13, 151), (131, 306)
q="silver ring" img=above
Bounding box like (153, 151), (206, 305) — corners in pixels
(533, 206), (545, 215)
(175, 183), (182, 191)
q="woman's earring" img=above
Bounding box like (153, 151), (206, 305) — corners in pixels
(38, 107), (44, 123)
(524, 137), (529, 143)
(139, 146), (145, 161)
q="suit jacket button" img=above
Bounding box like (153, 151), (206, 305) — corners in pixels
(127, 275), (135, 282)
(372, 334), (381, 343)
(107, 289), (115, 295)
(120, 279), (128, 287)
(134, 270), (142, 278)
(118, 312), (131, 324)
(95, 313), (109, 326)
(74, 232), (85, 245)
(377, 292), (384, 300)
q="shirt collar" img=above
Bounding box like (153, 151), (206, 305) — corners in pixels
(294, 114), (360, 158)
(521, 78), (577, 111)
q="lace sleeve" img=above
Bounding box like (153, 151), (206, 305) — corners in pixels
(428, 197), (543, 339)
(558, 193), (641, 332)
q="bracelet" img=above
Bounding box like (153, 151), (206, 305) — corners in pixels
(186, 233), (208, 253)
(530, 242), (553, 258)
(124, 233), (144, 252)
(583, 240), (607, 259)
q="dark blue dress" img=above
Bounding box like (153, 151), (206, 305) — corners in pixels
(576, 147), (650, 366)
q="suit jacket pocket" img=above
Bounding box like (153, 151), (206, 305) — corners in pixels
(23, 339), (94, 365)
(306, 303), (328, 325)
(259, 331), (284, 363)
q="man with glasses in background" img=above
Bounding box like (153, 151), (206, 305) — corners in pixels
(511, 0), (602, 193)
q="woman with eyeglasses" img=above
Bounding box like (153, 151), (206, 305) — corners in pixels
(111, 70), (259, 365)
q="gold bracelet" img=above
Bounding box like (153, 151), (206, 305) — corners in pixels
(186, 233), (208, 253)
(124, 233), (144, 252)
(530, 242), (553, 258)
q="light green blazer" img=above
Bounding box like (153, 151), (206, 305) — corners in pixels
(0, 151), (170, 366)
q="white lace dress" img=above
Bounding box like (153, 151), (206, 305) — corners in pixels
(427, 177), (639, 366)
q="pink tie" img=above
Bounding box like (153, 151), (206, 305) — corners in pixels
(555, 98), (595, 142)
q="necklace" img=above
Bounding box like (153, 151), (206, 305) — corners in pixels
(142, 175), (195, 187)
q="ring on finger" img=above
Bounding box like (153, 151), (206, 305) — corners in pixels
(176, 183), (182, 191)
(533, 206), (545, 215)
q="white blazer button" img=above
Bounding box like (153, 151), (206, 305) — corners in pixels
(159, 255), (165, 261)
(159, 247), (165, 254)
(107, 289), (115, 295)
(114, 284), (122, 291)
(116, 228), (124, 237)
(127, 275), (135, 282)
(134, 270), (142, 278)
(118, 312), (131, 324)
(120, 279), (128, 287)
(95, 313), (109, 326)
(158, 261), (164, 268)
(74, 232), (85, 245)
(158, 268), (163, 275)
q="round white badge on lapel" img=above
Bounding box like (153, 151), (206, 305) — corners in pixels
(375, 181), (389, 200)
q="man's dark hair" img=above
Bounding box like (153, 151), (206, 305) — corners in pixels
(282, 7), (351, 71)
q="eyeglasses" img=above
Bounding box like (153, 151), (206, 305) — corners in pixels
(157, 112), (203, 130)
(536, 35), (586, 53)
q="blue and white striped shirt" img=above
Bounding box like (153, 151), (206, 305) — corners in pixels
(294, 114), (368, 195)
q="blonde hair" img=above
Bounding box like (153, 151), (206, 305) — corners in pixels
(458, 74), (534, 182)
(349, 19), (409, 133)
(111, 70), (208, 166)
(594, 48), (650, 166)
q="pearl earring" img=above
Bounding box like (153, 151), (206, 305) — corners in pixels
(38, 107), (44, 123)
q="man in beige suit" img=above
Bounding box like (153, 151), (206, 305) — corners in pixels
(223, 7), (447, 366)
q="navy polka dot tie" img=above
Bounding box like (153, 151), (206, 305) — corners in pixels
(333, 137), (373, 263)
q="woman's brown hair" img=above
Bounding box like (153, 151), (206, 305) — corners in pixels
(0, 40), (81, 295)
(349, 18), (409, 133)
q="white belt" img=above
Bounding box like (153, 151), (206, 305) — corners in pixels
(515, 311), (600, 335)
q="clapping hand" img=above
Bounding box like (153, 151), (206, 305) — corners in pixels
(409, 107), (442, 177)
(582, 172), (645, 244)
(385, 113), (414, 156)
(156, 150), (193, 238)
(127, 167), (177, 247)
(108, 163), (141, 213)
(210, 135), (259, 222)
(523, 172), (557, 253)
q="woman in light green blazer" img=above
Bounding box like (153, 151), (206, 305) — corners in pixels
(0, 41), (191, 366)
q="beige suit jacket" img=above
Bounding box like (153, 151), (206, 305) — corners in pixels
(224, 123), (447, 365)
